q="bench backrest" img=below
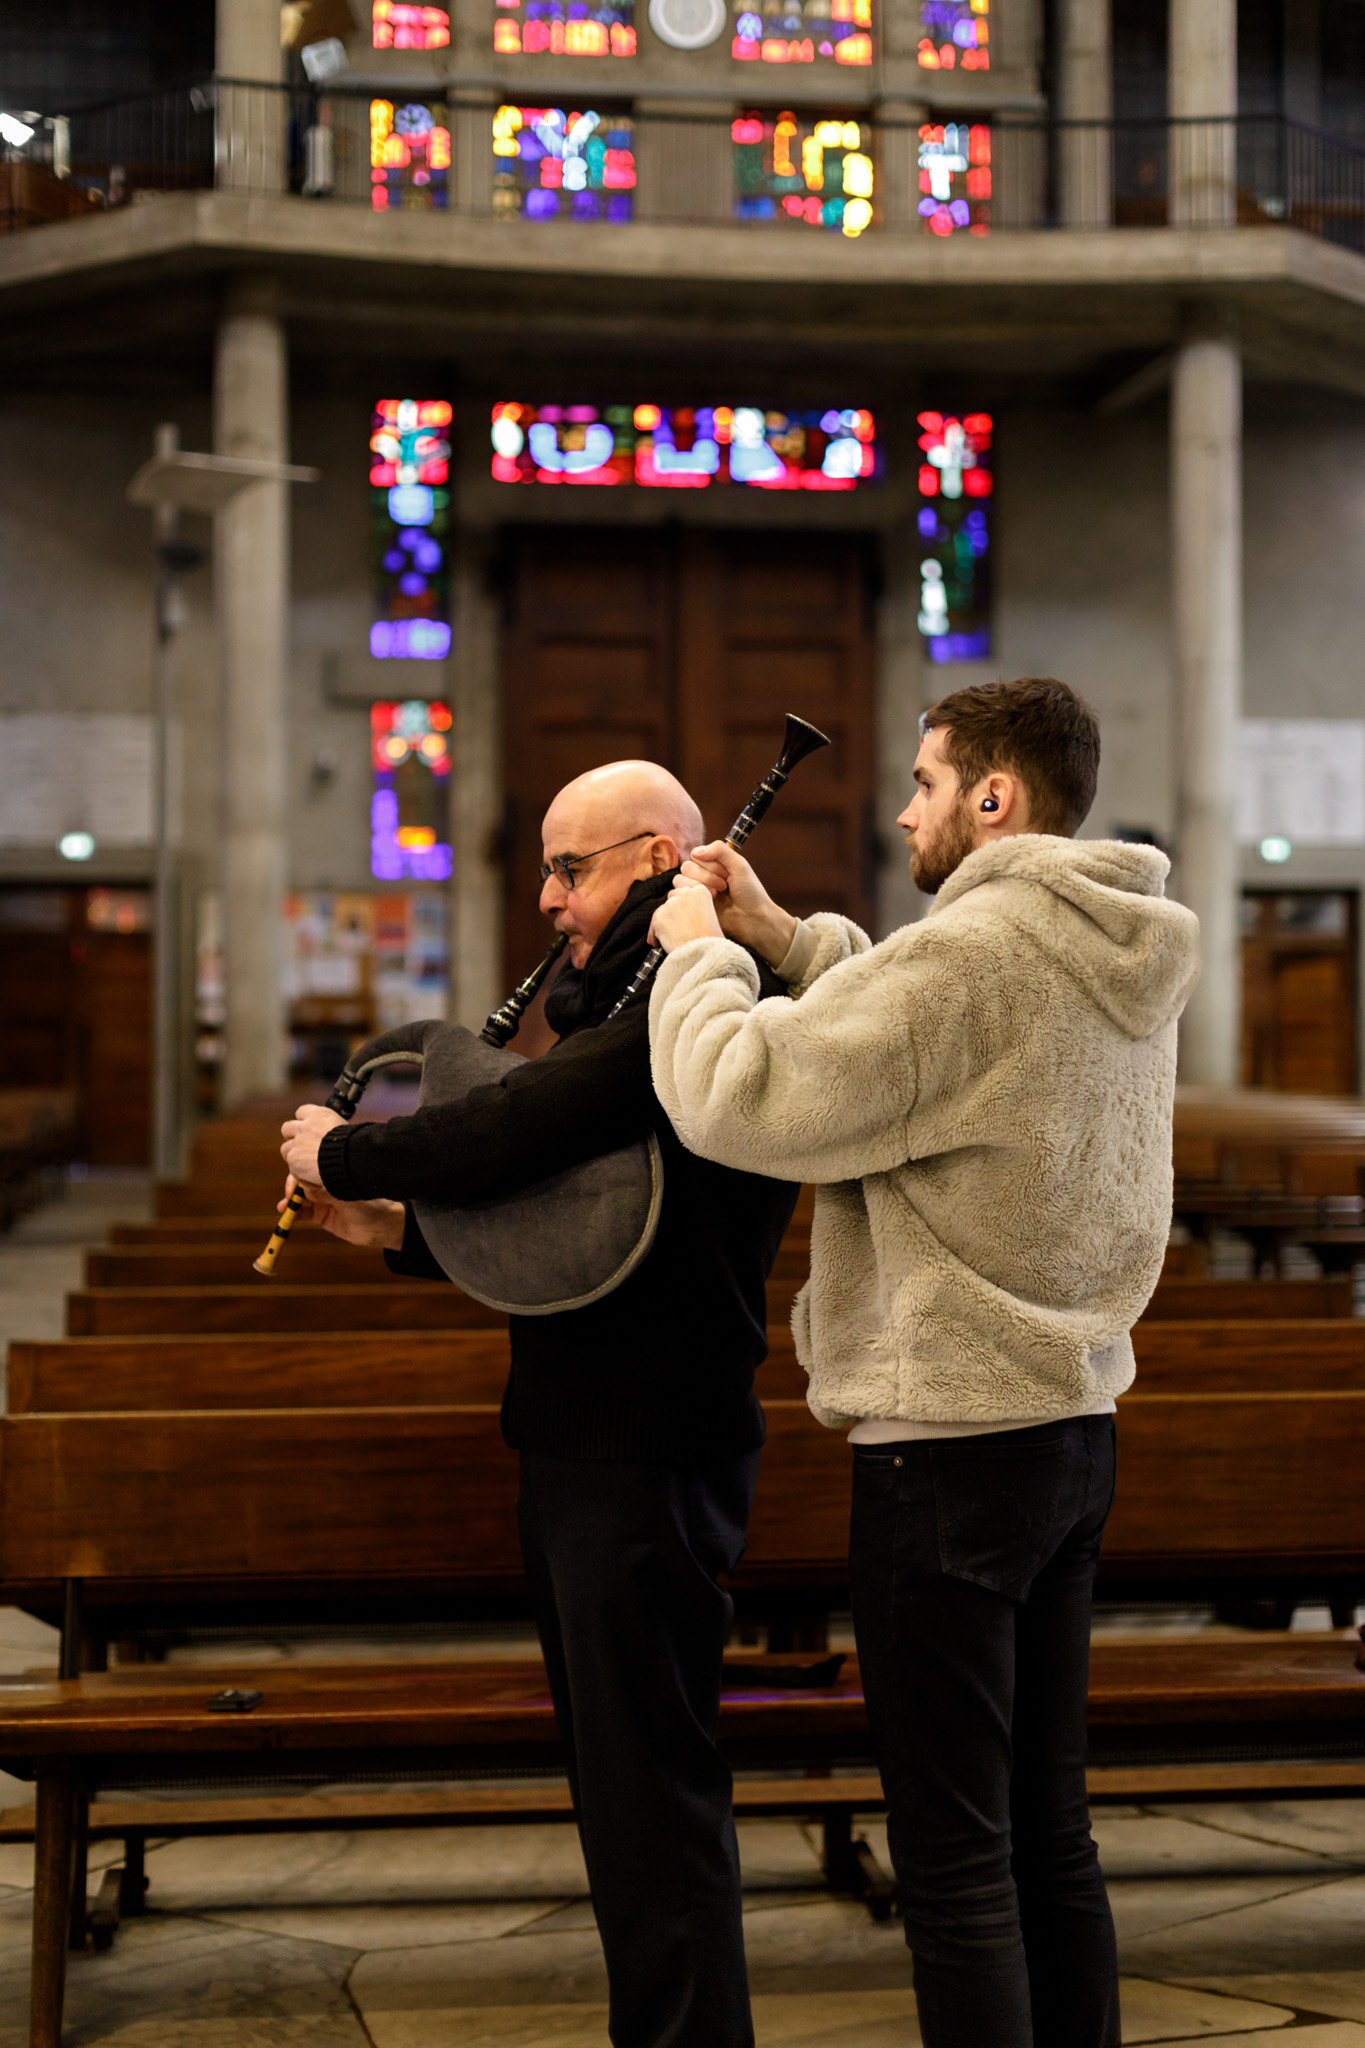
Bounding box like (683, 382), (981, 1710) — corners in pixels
(6, 1328), (807, 1412)
(65, 1286), (509, 1336)
(1141, 1277), (1355, 1319)
(86, 1246), (405, 1288)
(13, 1320), (1358, 1420)
(1132, 1319), (1365, 1391)
(4, 1393), (1362, 1590)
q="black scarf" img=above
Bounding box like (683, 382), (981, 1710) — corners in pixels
(543, 870), (676, 1038)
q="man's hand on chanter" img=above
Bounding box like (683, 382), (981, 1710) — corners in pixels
(278, 1175), (406, 1252)
(678, 842), (799, 969)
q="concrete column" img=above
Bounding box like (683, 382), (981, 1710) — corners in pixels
(876, 102), (928, 235)
(1058, 0), (1112, 227)
(215, 278), (290, 1106)
(449, 533), (505, 1032)
(216, 0), (285, 193)
(1169, 0), (1238, 226)
(1171, 316), (1243, 1085)
(634, 99), (731, 225)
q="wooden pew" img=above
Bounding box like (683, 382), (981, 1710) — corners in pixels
(1131, 1319), (1365, 1391)
(64, 1286), (509, 1336)
(9, 1330), (512, 1414)
(10, 1319), (1361, 1433)
(1140, 1276), (1355, 1319)
(86, 1245), (403, 1288)
(2, 1396), (1363, 2047)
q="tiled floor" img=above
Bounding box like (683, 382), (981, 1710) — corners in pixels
(2, 1181), (1363, 2046)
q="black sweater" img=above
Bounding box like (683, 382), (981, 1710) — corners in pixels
(317, 873), (798, 1463)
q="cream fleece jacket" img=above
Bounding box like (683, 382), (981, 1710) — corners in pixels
(648, 836), (1200, 1431)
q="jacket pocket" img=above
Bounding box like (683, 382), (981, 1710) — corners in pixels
(929, 1433), (1078, 1599)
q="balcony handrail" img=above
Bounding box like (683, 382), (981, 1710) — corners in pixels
(4, 86), (1362, 258)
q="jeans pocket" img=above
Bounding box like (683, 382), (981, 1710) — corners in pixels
(929, 1435), (1076, 1598)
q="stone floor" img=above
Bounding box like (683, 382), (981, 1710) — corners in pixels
(1, 1178), (1363, 2046)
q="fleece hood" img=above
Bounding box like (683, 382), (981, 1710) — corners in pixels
(930, 834), (1200, 1041)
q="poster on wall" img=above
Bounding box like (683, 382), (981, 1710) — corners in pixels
(1236, 720), (1365, 846)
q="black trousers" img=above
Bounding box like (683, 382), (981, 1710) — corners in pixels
(850, 1415), (1121, 2048)
(517, 1447), (761, 2048)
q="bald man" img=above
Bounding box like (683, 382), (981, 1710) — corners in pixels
(281, 762), (797, 2048)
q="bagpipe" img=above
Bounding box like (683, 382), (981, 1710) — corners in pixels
(254, 714), (830, 1313)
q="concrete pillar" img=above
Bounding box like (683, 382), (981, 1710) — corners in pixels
(877, 102), (928, 234)
(1171, 316), (1243, 1086)
(1058, 0), (1112, 227)
(449, 531), (504, 1032)
(1169, 0), (1238, 226)
(215, 277), (290, 1106)
(215, 0), (285, 193)
(634, 100), (731, 225)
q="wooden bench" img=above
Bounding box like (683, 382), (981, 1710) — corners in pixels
(1140, 1276), (1355, 1318)
(64, 1285), (509, 1336)
(11, 1316), (1362, 1426)
(5, 1328), (809, 1414)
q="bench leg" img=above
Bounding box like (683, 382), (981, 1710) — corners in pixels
(119, 1835), (148, 1917)
(822, 1811), (897, 1922)
(66, 1791), (89, 1952)
(31, 1773), (74, 2048)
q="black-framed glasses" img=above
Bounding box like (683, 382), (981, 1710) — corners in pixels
(539, 831), (655, 891)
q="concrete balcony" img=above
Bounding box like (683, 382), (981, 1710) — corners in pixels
(2, 86), (1364, 387)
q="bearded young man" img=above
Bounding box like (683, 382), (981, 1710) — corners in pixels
(280, 760), (796, 2048)
(647, 678), (1199, 2048)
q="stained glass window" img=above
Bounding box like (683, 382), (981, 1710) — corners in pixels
(372, 3), (450, 50)
(918, 122), (990, 235)
(370, 399), (452, 661)
(917, 411), (992, 661)
(370, 100), (451, 211)
(491, 403), (877, 489)
(732, 113), (874, 235)
(493, 106), (636, 221)
(917, 0), (989, 70)
(493, 0), (637, 57)
(731, 1), (873, 64)
(371, 701), (453, 883)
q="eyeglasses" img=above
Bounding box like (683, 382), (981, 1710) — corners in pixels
(539, 831), (654, 891)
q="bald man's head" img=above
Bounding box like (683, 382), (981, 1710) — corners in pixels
(538, 761), (705, 967)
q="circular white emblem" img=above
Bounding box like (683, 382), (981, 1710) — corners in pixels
(648, 0), (727, 50)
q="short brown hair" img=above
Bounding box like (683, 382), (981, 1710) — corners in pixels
(920, 677), (1100, 837)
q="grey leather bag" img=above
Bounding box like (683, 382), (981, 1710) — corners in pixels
(328, 1021), (663, 1315)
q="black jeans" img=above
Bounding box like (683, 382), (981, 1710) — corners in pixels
(517, 1448), (761, 2048)
(850, 1415), (1120, 2048)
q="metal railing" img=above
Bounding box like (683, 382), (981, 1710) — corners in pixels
(3, 80), (1363, 256)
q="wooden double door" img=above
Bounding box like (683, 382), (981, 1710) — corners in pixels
(500, 526), (878, 993)
(1241, 890), (1359, 1095)
(0, 886), (152, 1164)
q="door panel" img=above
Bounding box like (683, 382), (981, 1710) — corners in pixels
(1241, 891), (1359, 1096)
(501, 525), (877, 1016)
(0, 888), (152, 1164)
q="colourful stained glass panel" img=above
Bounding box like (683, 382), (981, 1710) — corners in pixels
(370, 99), (451, 211)
(917, 411), (992, 661)
(491, 403), (877, 490)
(370, 399), (452, 662)
(731, 1), (872, 64)
(918, 121), (991, 235)
(371, 701), (453, 883)
(372, 3), (450, 49)
(493, 0), (636, 57)
(492, 106), (636, 221)
(917, 0), (989, 70)
(732, 113), (874, 236)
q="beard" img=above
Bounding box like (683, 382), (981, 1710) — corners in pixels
(910, 795), (977, 894)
